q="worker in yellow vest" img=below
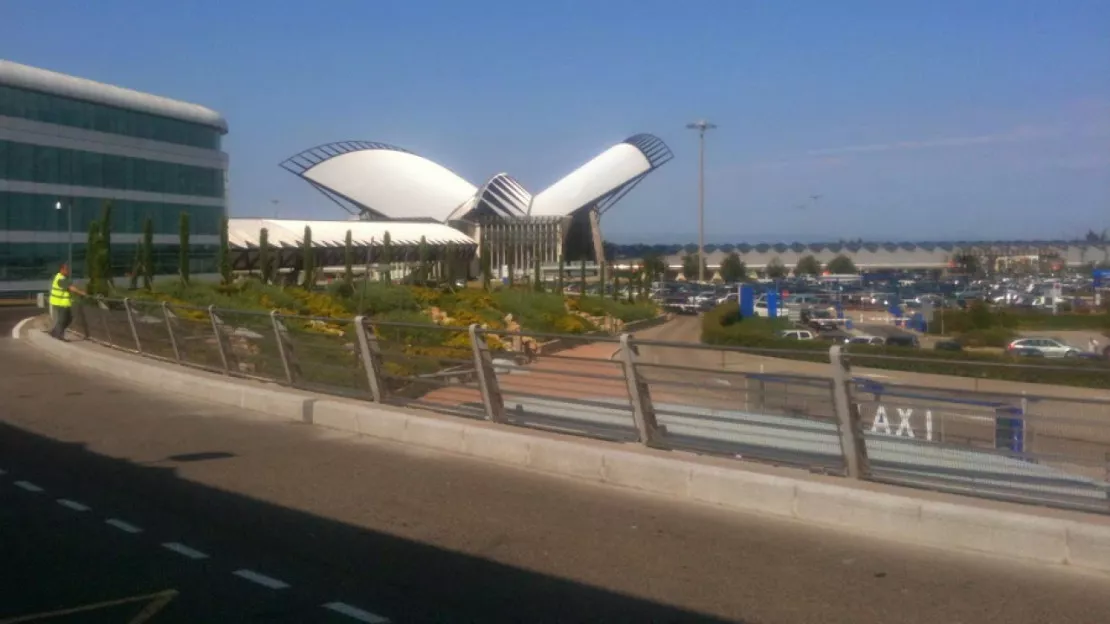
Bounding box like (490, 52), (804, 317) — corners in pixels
(49, 263), (86, 341)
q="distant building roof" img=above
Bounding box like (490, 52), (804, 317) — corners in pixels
(228, 218), (476, 249)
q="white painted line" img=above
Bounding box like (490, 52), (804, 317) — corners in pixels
(11, 316), (36, 339)
(14, 480), (44, 492)
(161, 542), (209, 560)
(232, 569), (289, 590)
(322, 602), (390, 623)
(56, 498), (90, 511)
(105, 518), (143, 534)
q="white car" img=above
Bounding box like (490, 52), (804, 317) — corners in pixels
(777, 329), (815, 340)
(1006, 338), (1079, 358)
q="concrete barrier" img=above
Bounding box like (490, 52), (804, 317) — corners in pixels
(22, 324), (1110, 575)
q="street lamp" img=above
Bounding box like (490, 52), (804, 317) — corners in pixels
(686, 119), (717, 283)
(55, 200), (72, 270)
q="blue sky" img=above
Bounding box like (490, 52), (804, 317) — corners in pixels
(3, 0), (1108, 243)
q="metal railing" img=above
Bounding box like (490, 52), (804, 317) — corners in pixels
(67, 298), (1110, 515)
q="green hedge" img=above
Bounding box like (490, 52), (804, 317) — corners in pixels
(931, 304), (1110, 334)
(701, 303), (1110, 389)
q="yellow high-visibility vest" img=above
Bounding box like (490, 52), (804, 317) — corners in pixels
(49, 272), (72, 308)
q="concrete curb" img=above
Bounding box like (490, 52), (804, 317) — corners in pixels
(23, 327), (1110, 575)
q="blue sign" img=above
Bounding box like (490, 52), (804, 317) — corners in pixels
(994, 405), (1025, 454)
(1094, 269), (1110, 288)
(739, 284), (754, 317)
(767, 291), (779, 318)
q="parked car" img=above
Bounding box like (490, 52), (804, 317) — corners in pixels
(847, 336), (885, 346)
(1006, 338), (1079, 358)
(884, 334), (920, 348)
(776, 330), (815, 341)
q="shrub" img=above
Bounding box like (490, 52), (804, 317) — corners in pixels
(955, 327), (1018, 348)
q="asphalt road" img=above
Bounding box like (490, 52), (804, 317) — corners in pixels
(4, 310), (1110, 623)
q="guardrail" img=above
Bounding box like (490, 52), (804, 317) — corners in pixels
(65, 297), (1110, 515)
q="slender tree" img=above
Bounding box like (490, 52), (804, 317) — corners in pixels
(479, 239), (492, 291)
(381, 231), (392, 285)
(141, 217), (153, 290)
(178, 212), (190, 285)
(579, 257), (587, 297)
(85, 220), (101, 294)
(258, 228), (271, 284)
(507, 254), (515, 287)
(444, 242), (456, 286)
(301, 225), (314, 288)
(218, 216), (232, 285)
(129, 242), (141, 290)
(533, 257), (543, 293)
(344, 229), (355, 288)
(416, 235), (429, 284)
(98, 201), (113, 288)
(556, 254), (565, 293)
(612, 271), (620, 301)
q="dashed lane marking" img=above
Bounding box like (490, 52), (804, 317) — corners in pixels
(13, 480), (43, 493)
(233, 569), (289, 590)
(105, 518), (143, 534)
(161, 542), (209, 560)
(56, 499), (90, 512)
(322, 602), (391, 623)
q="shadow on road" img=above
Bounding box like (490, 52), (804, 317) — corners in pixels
(0, 420), (743, 623)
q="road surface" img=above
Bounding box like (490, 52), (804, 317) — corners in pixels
(3, 309), (1110, 622)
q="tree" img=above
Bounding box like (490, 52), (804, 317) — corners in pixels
(611, 271), (620, 301)
(795, 254), (822, 276)
(579, 257), (587, 296)
(344, 230), (355, 289)
(533, 257), (543, 292)
(258, 228), (271, 284)
(129, 242), (142, 290)
(444, 242), (456, 286)
(641, 253), (666, 286)
(479, 239), (492, 290)
(85, 220), (104, 295)
(98, 201), (113, 288)
(301, 226), (315, 288)
(416, 235), (429, 285)
(381, 231), (392, 285)
(218, 216), (232, 285)
(719, 252), (747, 283)
(178, 211), (190, 285)
(953, 252), (980, 276)
(827, 254), (857, 274)
(555, 254), (565, 293)
(141, 217), (153, 290)
(681, 253), (706, 281)
(765, 257), (788, 279)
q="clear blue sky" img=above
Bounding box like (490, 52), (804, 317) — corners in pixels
(3, 0), (1108, 243)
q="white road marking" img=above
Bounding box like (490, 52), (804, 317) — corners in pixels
(161, 542), (209, 560)
(233, 569), (289, 590)
(14, 480), (44, 492)
(105, 518), (143, 534)
(322, 602), (391, 623)
(11, 316), (36, 339)
(56, 498), (90, 511)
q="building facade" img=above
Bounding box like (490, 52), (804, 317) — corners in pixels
(0, 60), (228, 292)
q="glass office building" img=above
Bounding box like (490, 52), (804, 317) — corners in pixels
(0, 60), (228, 292)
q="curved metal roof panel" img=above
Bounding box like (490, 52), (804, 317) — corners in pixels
(449, 172), (530, 221)
(528, 134), (672, 217)
(285, 142), (478, 222)
(0, 59), (227, 132)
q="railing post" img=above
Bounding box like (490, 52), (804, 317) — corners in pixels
(619, 333), (666, 447)
(270, 310), (295, 385)
(208, 304), (230, 374)
(829, 345), (870, 479)
(469, 324), (506, 423)
(98, 298), (113, 345)
(123, 298), (142, 353)
(162, 301), (181, 362)
(353, 315), (387, 402)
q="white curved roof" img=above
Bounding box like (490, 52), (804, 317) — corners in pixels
(447, 172), (530, 221)
(0, 59), (227, 132)
(528, 142), (652, 217)
(299, 149), (478, 222)
(228, 218), (475, 250)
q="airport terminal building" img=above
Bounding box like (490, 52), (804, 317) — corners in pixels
(0, 60), (227, 292)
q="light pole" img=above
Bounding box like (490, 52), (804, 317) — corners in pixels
(55, 200), (72, 270)
(686, 119), (717, 283)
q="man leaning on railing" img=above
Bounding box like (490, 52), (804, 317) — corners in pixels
(48, 262), (86, 341)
